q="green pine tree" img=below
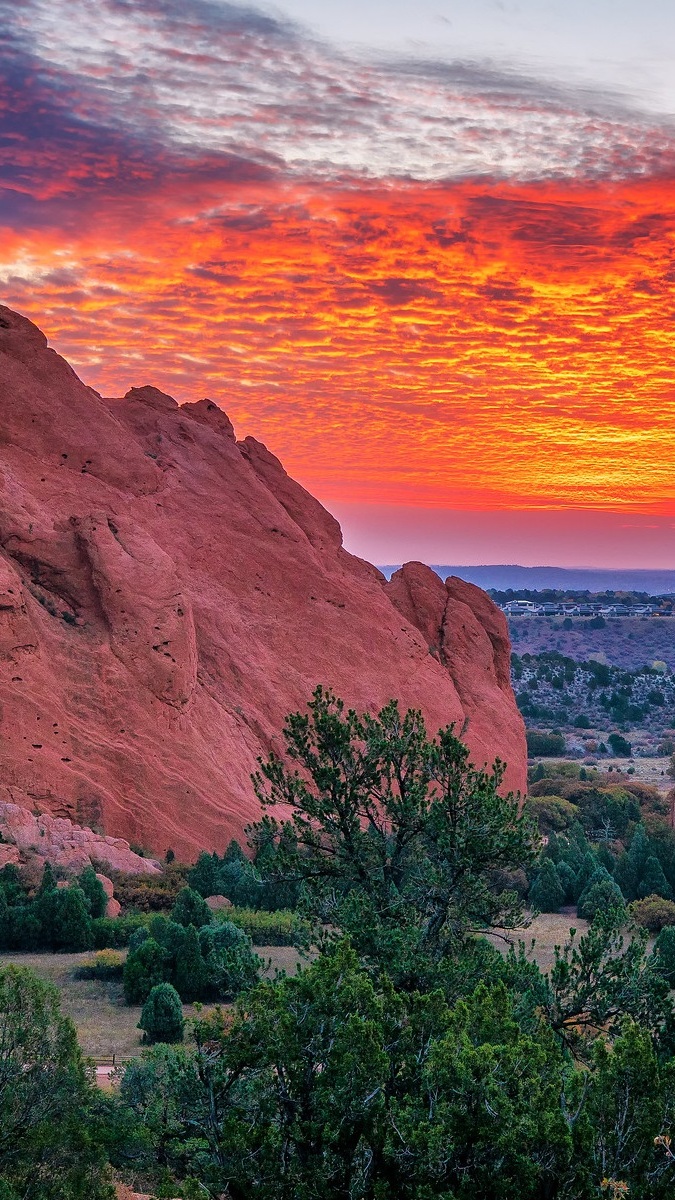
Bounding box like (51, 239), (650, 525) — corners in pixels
(555, 860), (575, 904)
(628, 825), (650, 878)
(614, 851), (638, 902)
(529, 860), (564, 912)
(52, 886), (93, 952)
(223, 838), (247, 864)
(577, 871), (626, 922)
(123, 938), (168, 1005)
(38, 862), (57, 895)
(652, 925), (675, 985)
(0, 865), (23, 905)
(138, 983), (184, 1045)
(0, 890), (10, 951)
(638, 855), (672, 901)
(77, 867), (108, 919)
(573, 851), (599, 901)
(0, 965), (112, 1197)
(187, 852), (222, 898)
(597, 844), (616, 874)
(171, 887), (211, 929)
(173, 924), (208, 1002)
(10, 906), (42, 951)
(34, 863), (59, 948)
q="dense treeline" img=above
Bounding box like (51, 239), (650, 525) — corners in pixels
(4, 690), (675, 1198)
(0, 863), (109, 952)
(490, 586), (675, 609)
(186, 827), (302, 911)
(526, 763), (675, 923)
(122, 891), (260, 1006)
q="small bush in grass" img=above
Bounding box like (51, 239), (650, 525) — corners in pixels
(138, 982), (184, 1044)
(220, 907), (311, 946)
(608, 732), (632, 758)
(527, 730), (566, 757)
(74, 949), (124, 980)
(630, 894), (675, 932)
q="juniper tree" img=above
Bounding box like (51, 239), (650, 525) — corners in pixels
(529, 859), (565, 913)
(139, 983), (184, 1045)
(251, 688), (535, 986)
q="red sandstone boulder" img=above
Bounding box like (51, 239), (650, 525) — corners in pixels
(0, 306), (526, 858)
(96, 872), (122, 918)
(205, 894), (233, 911)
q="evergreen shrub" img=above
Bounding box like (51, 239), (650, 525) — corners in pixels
(138, 982), (184, 1044)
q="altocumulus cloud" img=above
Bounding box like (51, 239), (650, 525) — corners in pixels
(2, 0), (675, 528)
(4, 0), (675, 209)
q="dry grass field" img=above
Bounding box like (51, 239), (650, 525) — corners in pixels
(0, 919), (598, 1062)
(489, 911), (590, 974)
(0, 945), (307, 1060)
(0, 919), (608, 1061)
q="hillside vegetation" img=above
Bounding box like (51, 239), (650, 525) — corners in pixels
(509, 614), (675, 670)
(3, 692), (675, 1199)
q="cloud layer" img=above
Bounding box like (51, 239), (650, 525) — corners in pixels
(2, 0), (675, 528)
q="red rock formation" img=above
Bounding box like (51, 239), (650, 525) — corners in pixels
(0, 802), (159, 875)
(0, 307), (526, 859)
(384, 563), (524, 781)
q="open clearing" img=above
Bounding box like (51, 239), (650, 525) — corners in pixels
(0, 945), (307, 1060)
(488, 911), (590, 973)
(0, 919), (592, 1060)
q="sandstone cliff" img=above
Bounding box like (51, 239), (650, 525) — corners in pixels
(0, 306), (526, 859)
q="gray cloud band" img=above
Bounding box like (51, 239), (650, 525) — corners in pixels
(2, 0), (675, 211)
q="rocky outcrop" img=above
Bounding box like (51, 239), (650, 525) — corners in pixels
(0, 801), (160, 875)
(384, 563), (524, 778)
(204, 894), (233, 911)
(0, 306), (526, 858)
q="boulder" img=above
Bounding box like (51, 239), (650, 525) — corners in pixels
(204, 894), (233, 911)
(96, 872), (122, 917)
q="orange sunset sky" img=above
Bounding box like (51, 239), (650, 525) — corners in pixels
(2, 0), (675, 566)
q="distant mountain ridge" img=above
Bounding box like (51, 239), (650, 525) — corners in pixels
(378, 565), (675, 596)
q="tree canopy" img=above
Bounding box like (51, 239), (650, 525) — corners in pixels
(251, 687), (535, 986)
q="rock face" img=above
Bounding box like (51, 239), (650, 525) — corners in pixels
(384, 564), (520, 781)
(0, 306), (526, 859)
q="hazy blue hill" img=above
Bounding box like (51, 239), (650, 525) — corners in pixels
(378, 564), (675, 595)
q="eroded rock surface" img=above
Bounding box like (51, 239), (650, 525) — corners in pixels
(0, 306), (526, 858)
(0, 800), (159, 874)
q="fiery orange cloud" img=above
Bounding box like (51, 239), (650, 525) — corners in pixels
(3, 0), (675, 551)
(2, 173), (675, 517)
